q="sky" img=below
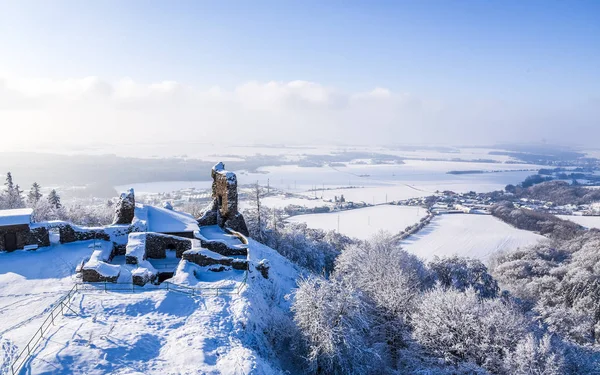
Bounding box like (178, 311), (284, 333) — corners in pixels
(0, 0), (598, 153)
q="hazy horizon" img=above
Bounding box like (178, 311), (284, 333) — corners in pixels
(1, 0), (598, 151)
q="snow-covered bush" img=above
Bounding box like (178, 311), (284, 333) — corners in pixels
(412, 286), (528, 371)
(292, 276), (380, 375)
(429, 256), (499, 298)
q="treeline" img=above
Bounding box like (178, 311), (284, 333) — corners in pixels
(288, 234), (598, 374)
(492, 229), (600, 370)
(0, 172), (114, 226)
(505, 180), (600, 205)
(491, 202), (585, 240)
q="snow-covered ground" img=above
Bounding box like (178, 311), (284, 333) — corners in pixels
(117, 157), (540, 203)
(558, 215), (600, 229)
(238, 195), (331, 211)
(401, 214), (545, 262)
(286, 205), (427, 240)
(0, 238), (299, 375)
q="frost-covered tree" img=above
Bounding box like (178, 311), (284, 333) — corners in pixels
(503, 334), (564, 375)
(47, 189), (61, 209)
(292, 276), (379, 374)
(1, 172), (25, 209)
(429, 256), (499, 298)
(334, 232), (430, 364)
(27, 182), (43, 205)
(412, 287), (528, 371)
(245, 182), (268, 242)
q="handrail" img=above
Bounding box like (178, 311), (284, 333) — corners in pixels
(10, 271), (248, 374)
(77, 271), (248, 296)
(11, 284), (79, 375)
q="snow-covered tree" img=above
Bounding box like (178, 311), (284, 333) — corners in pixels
(334, 232), (430, 364)
(429, 256), (499, 298)
(503, 334), (564, 375)
(412, 286), (528, 371)
(1, 172), (25, 209)
(47, 189), (62, 209)
(292, 276), (379, 374)
(27, 182), (43, 204)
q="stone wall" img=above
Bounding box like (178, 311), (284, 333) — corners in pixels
(81, 269), (119, 283)
(59, 224), (111, 244)
(198, 237), (248, 256)
(146, 233), (192, 259)
(198, 162), (249, 236)
(182, 251), (248, 270)
(28, 227), (51, 248)
(0, 225), (30, 251)
(113, 188), (135, 225)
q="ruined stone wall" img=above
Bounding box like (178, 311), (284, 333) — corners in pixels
(59, 225), (110, 244)
(28, 227), (51, 248)
(211, 170), (238, 219)
(81, 269), (119, 283)
(182, 251), (248, 270)
(201, 162), (248, 236)
(0, 226), (30, 251)
(145, 233), (192, 259)
(113, 188), (136, 225)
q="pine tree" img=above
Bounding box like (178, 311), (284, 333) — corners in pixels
(2, 172), (24, 208)
(28, 182), (43, 204)
(48, 189), (62, 209)
(5, 172), (14, 192)
(13, 184), (25, 208)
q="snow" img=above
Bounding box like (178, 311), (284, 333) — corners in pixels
(0, 235), (300, 375)
(135, 204), (199, 233)
(0, 208), (32, 227)
(82, 240), (121, 277)
(557, 215), (600, 229)
(239, 195), (330, 210)
(197, 225), (248, 250)
(401, 214), (545, 262)
(125, 232), (147, 263)
(286, 205), (428, 240)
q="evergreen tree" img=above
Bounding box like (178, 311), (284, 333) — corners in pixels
(28, 182), (43, 204)
(48, 189), (62, 209)
(13, 184), (25, 208)
(2, 172), (24, 208)
(4, 172), (14, 191)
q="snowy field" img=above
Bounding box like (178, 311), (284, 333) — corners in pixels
(239, 195), (330, 211)
(119, 159), (540, 206)
(401, 214), (545, 262)
(0, 239), (298, 375)
(286, 205), (427, 240)
(558, 215), (600, 229)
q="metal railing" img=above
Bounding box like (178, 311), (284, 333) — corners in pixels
(10, 284), (79, 375)
(10, 271), (248, 375)
(77, 272), (248, 296)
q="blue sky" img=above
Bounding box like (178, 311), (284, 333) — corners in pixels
(0, 0), (598, 148)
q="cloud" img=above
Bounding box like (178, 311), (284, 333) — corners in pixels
(0, 75), (596, 153)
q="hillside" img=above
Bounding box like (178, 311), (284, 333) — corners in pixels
(0, 238), (299, 375)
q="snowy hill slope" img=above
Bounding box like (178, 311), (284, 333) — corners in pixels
(0, 238), (300, 375)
